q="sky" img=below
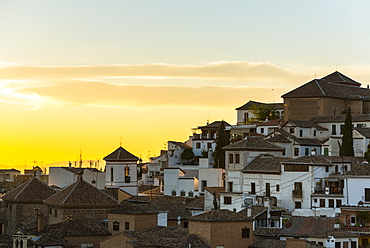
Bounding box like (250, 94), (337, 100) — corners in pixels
(2, 0), (370, 170)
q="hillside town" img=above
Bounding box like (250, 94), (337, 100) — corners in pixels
(3, 71), (370, 247)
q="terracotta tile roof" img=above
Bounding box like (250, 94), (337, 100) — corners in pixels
(249, 238), (286, 248)
(190, 209), (252, 222)
(238, 205), (268, 218)
(236, 100), (284, 110)
(310, 114), (370, 123)
(185, 196), (204, 209)
(103, 146), (139, 162)
(204, 187), (225, 199)
(278, 216), (337, 237)
(294, 138), (326, 146)
(197, 120), (231, 129)
(168, 141), (192, 149)
(285, 119), (328, 131)
(253, 227), (281, 237)
(109, 200), (159, 215)
(310, 229), (360, 238)
(2, 177), (56, 202)
(257, 119), (283, 127)
(282, 72), (368, 99)
(242, 154), (291, 173)
(138, 185), (160, 193)
(45, 219), (111, 236)
(30, 229), (74, 247)
(44, 179), (118, 206)
(355, 127), (370, 138)
(223, 136), (284, 151)
(152, 202), (192, 219)
(346, 162), (370, 175)
(266, 134), (291, 143)
(122, 225), (211, 248)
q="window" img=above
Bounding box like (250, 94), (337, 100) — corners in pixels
(125, 166), (130, 183)
(326, 166), (329, 172)
(229, 154), (234, 163)
(125, 222), (130, 230)
(335, 242), (341, 248)
(336, 199), (342, 208)
(113, 221), (120, 231)
(323, 147), (328, 156)
(329, 199), (334, 208)
(265, 183), (270, 197)
(365, 188), (370, 202)
(294, 148), (299, 156)
(81, 243), (93, 248)
(332, 125), (337, 135)
(184, 221), (189, 228)
(260, 128), (265, 134)
(171, 190), (176, 196)
(180, 190), (185, 196)
(242, 227), (250, 238)
(207, 142), (212, 149)
(251, 183), (256, 194)
(235, 154), (240, 164)
(188, 191), (194, 197)
(305, 148), (309, 156)
(224, 196), (232, 205)
(299, 130), (303, 137)
(9, 205), (12, 212)
(276, 184), (280, 192)
(290, 128), (294, 133)
(320, 199), (325, 207)
(201, 180), (207, 191)
(295, 201), (301, 209)
(110, 167), (114, 182)
(196, 142), (201, 149)
(228, 182), (233, 192)
(313, 130), (316, 136)
(340, 124), (344, 135)
(55, 210), (58, 218)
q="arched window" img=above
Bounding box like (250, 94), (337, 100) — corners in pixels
(110, 167), (114, 182)
(124, 166), (130, 183)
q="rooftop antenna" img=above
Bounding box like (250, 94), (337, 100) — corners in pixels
(207, 118), (209, 125)
(79, 149), (82, 168)
(119, 136), (123, 147)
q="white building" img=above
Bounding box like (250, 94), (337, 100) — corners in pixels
(104, 146), (139, 195)
(49, 167), (105, 189)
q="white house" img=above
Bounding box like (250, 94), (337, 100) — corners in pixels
(49, 167), (105, 189)
(104, 146), (139, 195)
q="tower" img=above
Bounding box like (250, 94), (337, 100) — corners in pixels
(104, 146), (139, 195)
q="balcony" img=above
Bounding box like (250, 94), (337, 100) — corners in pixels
(292, 190), (302, 198)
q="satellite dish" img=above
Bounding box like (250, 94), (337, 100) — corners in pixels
(244, 198), (253, 207)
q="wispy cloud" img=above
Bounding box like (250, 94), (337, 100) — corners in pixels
(0, 61), (305, 82)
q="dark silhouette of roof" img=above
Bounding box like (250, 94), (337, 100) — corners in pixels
(236, 100), (284, 110)
(2, 177), (56, 202)
(190, 209), (252, 222)
(282, 71), (370, 99)
(168, 141), (192, 149)
(103, 146), (139, 162)
(197, 120), (231, 129)
(44, 179), (118, 206)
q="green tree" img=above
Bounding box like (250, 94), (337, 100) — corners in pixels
(213, 121), (230, 168)
(341, 107), (354, 156)
(181, 147), (194, 163)
(250, 104), (279, 122)
(364, 143), (370, 162)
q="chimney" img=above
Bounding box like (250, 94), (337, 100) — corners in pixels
(247, 208), (252, 217)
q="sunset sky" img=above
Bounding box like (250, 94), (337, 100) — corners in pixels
(2, 1), (370, 170)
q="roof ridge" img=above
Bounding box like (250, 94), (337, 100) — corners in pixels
(62, 180), (81, 204)
(315, 79), (326, 96)
(14, 177), (34, 199)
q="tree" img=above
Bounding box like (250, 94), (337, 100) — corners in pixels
(341, 107), (354, 156)
(364, 143), (370, 162)
(181, 147), (194, 163)
(250, 104), (279, 122)
(213, 121), (230, 168)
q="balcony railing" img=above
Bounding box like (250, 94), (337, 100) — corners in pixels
(292, 190), (302, 198)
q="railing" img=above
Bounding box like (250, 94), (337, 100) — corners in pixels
(292, 190), (302, 198)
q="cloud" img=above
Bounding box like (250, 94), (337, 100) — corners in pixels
(21, 80), (287, 108)
(0, 61), (305, 82)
